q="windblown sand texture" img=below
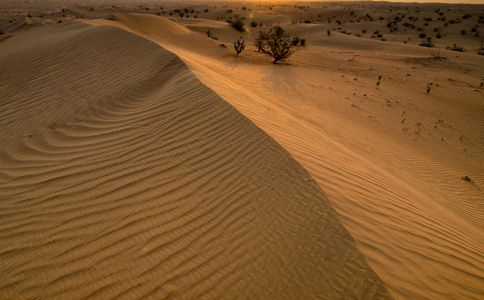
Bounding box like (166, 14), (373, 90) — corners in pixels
(0, 17), (391, 299)
(1, 1), (484, 299)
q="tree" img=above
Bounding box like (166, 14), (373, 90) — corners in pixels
(234, 37), (245, 57)
(255, 26), (294, 64)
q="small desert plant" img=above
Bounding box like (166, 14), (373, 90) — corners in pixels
(461, 29), (466, 35)
(419, 38), (435, 47)
(376, 75), (382, 87)
(228, 19), (245, 32)
(327, 29), (331, 35)
(292, 36), (300, 45)
(206, 30), (218, 40)
(256, 26), (294, 64)
(448, 44), (466, 52)
(426, 82), (433, 94)
(300, 38), (306, 46)
(250, 20), (258, 27)
(255, 31), (267, 52)
(234, 37), (245, 57)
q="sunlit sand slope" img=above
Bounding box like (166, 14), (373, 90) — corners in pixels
(0, 22), (391, 299)
(92, 13), (484, 300)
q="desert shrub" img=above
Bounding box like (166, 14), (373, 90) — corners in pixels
(327, 29), (331, 35)
(292, 36), (300, 45)
(250, 20), (258, 27)
(433, 27), (440, 32)
(255, 26), (294, 63)
(300, 38), (306, 46)
(419, 33), (427, 38)
(204, 9), (209, 13)
(448, 44), (466, 52)
(228, 19), (245, 32)
(436, 32), (442, 38)
(463, 14), (471, 19)
(478, 50), (484, 56)
(226, 9), (232, 13)
(461, 29), (466, 35)
(424, 17), (432, 21)
(362, 29), (367, 33)
(234, 37), (245, 57)
(419, 38), (434, 47)
(255, 31), (267, 51)
(471, 27), (478, 32)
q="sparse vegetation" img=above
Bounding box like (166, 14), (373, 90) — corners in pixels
(206, 30), (218, 40)
(447, 44), (466, 52)
(234, 37), (245, 57)
(376, 75), (382, 87)
(228, 19), (245, 32)
(426, 82), (433, 94)
(250, 20), (258, 28)
(255, 26), (294, 64)
(419, 38), (435, 47)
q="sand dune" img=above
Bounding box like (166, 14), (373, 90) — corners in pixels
(78, 10), (484, 299)
(0, 21), (392, 299)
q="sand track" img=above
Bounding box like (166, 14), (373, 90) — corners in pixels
(0, 22), (391, 299)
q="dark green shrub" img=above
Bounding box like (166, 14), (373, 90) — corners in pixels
(250, 20), (258, 27)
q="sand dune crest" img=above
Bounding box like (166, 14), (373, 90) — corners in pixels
(0, 21), (391, 299)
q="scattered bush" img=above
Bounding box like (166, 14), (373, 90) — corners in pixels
(250, 20), (258, 27)
(255, 26), (294, 64)
(228, 19), (245, 32)
(461, 29), (466, 35)
(448, 44), (466, 52)
(426, 82), (433, 94)
(419, 38), (435, 47)
(234, 37), (245, 57)
(419, 33), (427, 38)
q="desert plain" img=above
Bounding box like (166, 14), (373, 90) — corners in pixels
(0, 0), (483, 299)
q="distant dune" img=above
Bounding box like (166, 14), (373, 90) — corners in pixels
(1, 1), (483, 299)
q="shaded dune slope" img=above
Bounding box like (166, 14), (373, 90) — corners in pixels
(0, 23), (391, 299)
